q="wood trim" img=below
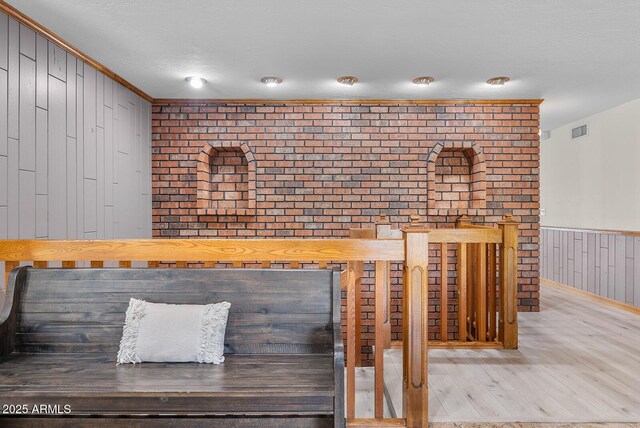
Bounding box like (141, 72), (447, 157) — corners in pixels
(389, 340), (503, 350)
(154, 98), (544, 106)
(0, 238), (404, 262)
(0, 1), (153, 102)
(347, 419), (406, 427)
(541, 225), (640, 237)
(429, 228), (502, 244)
(541, 278), (640, 316)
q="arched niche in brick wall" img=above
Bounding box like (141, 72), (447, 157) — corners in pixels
(196, 142), (256, 216)
(427, 142), (487, 221)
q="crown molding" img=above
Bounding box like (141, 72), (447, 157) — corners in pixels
(153, 98), (544, 106)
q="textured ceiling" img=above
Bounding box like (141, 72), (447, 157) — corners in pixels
(7, 0), (640, 129)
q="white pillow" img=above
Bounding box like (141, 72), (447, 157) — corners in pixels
(117, 298), (231, 364)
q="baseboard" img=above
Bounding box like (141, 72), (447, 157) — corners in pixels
(541, 278), (640, 316)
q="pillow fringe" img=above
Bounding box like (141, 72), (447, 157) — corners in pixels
(197, 302), (231, 364)
(116, 298), (146, 365)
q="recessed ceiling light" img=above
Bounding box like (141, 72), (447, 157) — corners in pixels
(185, 76), (207, 89)
(412, 76), (435, 86)
(486, 76), (510, 86)
(260, 76), (283, 87)
(337, 76), (358, 86)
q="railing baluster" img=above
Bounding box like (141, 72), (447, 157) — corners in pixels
(488, 243), (497, 341)
(457, 244), (467, 342)
(440, 242), (448, 342)
(354, 261), (364, 367)
(374, 260), (386, 417)
(467, 244), (476, 340)
(346, 261), (356, 419)
(475, 244), (487, 342)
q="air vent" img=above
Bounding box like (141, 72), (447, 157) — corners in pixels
(572, 124), (587, 139)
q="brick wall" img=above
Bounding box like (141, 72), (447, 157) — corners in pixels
(152, 101), (541, 362)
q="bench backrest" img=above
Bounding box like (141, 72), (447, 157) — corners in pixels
(4, 267), (340, 356)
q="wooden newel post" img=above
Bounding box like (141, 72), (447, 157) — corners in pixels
(402, 214), (429, 428)
(498, 214), (519, 349)
(375, 213), (393, 349)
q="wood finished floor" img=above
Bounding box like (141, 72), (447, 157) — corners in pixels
(354, 283), (640, 424)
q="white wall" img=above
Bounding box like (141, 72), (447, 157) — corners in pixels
(540, 97), (640, 231)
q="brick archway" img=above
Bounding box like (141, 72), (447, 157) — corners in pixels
(196, 142), (256, 216)
(427, 141), (487, 222)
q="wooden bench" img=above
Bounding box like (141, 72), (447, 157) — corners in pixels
(0, 266), (344, 427)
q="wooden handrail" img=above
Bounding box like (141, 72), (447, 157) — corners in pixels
(0, 215), (518, 428)
(0, 238), (403, 263)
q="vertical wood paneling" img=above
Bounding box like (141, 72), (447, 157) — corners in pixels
(0, 152), (6, 199)
(84, 178), (97, 235)
(614, 236), (626, 302)
(96, 126), (105, 239)
(0, 15), (7, 70)
(0, 207), (7, 238)
(76, 73), (84, 237)
(84, 66), (96, 179)
(47, 42), (65, 81)
(7, 138), (18, 238)
(66, 135), (77, 239)
(634, 238), (640, 307)
(66, 53), (76, 137)
(47, 75), (66, 239)
(0, 12), (152, 256)
(542, 227), (640, 310)
(104, 105), (114, 206)
(35, 194), (46, 238)
(7, 18), (19, 139)
(0, 69), (7, 156)
(35, 35), (47, 109)
(19, 55), (36, 171)
(35, 107), (47, 194)
(18, 170), (35, 238)
(19, 24), (35, 60)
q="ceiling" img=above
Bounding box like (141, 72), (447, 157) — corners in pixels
(7, 0), (640, 130)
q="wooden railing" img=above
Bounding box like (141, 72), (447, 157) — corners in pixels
(0, 214), (518, 427)
(0, 232), (425, 427)
(343, 214), (519, 424)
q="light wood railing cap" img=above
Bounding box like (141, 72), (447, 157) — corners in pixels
(401, 214), (431, 234)
(375, 213), (391, 225)
(456, 214), (472, 226)
(499, 213), (519, 225)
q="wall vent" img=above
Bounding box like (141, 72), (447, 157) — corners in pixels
(571, 124), (588, 139)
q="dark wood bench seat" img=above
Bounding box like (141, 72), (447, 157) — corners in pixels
(0, 267), (344, 427)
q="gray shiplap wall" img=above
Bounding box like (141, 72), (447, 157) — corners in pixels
(0, 14), (152, 288)
(540, 227), (640, 309)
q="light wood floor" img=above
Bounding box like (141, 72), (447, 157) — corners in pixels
(354, 283), (640, 424)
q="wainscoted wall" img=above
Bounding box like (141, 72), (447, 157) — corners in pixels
(0, 13), (152, 286)
(540, 227), (640, 308)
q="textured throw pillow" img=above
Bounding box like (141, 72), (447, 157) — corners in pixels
(117, 298), (231, 364)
